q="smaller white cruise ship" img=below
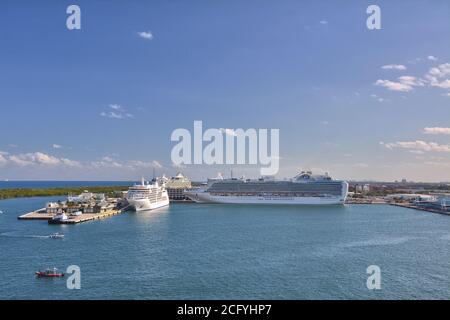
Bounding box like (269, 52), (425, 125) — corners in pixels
(126, 177), (170, 212)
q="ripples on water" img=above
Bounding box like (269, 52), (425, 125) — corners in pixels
(0, 197), (450, 300)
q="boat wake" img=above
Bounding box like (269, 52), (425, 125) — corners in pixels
(0, 231), (56, 239)
(313, 236), (417, 258)
(340, 236), (415, 248)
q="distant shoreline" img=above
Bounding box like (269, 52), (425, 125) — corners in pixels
(0, 186), (130, 200)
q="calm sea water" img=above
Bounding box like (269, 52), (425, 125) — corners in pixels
(1, 196), (450, 300)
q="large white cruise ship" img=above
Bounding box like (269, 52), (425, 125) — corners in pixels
(185, 171), (349, 205)
(158, 172), (192, 201)
(126, 178), (170, 211)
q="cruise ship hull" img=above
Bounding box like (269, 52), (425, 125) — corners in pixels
(184, 192), (346, 205)
(127, 198), (170, 212)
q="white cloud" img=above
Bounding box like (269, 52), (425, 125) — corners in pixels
(398, 76), (424, 87)
(375, 79), (413, 92)
(60, 158), (82, 167)
(109, 104), (122, 111)
(423, 127), (450, 135)
(33, 153), (61, 165)
(100, 111), (123, 119)
(91, 157), (124, 169)
(381, 64), (407, 71)
(376, 62), (450, 95)
(137, 31), (153, 40)
(102, 156), (115, 162)
(8, 155), (30, 166)
(152, 160), (163, 168)
(425, 63), (450, 90)
(428, 55), (438, 61)
(0, 150), (166, 177)
(384, 140), (450, 153)
(427, 63), (450, 78)
(431, 79), (450, 89)
(53, 144), (62, 149)
(100, 104), (134, 119)
(409, 150), (424, 154)
(319, 20), (328, 25)
(0, 151), (84, 168)
(126, 160), (163, 170)
(0, 152), (8, 166)
(375, 76), (424, 92)
(370, 94), (386, 102)
(9, 152), (61, 166)
(109, 112), (124, 119)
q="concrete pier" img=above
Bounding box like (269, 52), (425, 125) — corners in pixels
(18, 208), (129, 224)
(391, 203), (450, 216)
(47, 209), (124, 224)
(18, 209), (52, 220)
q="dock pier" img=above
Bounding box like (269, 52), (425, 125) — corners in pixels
(18, 207), (130, 225)
(47, 209), (124, 224)
(391, 203), (450, 216)
(18, 209), (52, 220)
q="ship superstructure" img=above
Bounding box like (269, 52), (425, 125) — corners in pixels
(126, 177), (170, 211)
(185, 171), (348, 205)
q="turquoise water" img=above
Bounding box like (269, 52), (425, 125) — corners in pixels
(1, 197), (450, 300)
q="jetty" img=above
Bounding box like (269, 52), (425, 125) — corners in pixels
(19, 207), (129, 224)
(391, 202), (450, 216)
(345, 198), (386, 204)
(17, 190), (131, 224)
(48, 209), (125, 224)
(18, 208), (52, 220)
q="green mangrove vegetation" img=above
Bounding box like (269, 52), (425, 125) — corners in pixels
(0, 186), (129, 200)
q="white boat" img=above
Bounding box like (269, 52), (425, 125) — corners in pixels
(71, 211), (82, 216)
(49, 233), (65, 239)
(52, 212), (68, 221)
(0, 210), (3, 214)
(126, 177), (170, 212)
(185, 171), (349, 205)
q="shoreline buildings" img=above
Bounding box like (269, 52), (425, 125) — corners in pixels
(46, 191), (116, 215)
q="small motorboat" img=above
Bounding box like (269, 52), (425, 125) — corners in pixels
(36, 268), (65, 278)
(49, 233), (64, 239)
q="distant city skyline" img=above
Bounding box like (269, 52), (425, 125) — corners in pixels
(1, 0), (450, 182)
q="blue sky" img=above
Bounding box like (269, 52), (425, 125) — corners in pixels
(1, 0), (450, 181)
